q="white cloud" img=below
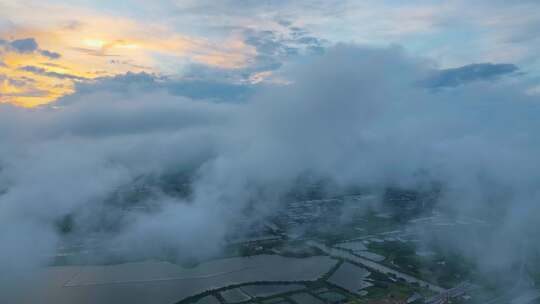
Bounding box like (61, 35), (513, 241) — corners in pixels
(0, 45), (539, 298)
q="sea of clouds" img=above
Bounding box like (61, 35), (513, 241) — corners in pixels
(1, 45), (539, 295)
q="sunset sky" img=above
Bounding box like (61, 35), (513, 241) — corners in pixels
(1, 0), (540, 106)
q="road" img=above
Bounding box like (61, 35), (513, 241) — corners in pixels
(307, 240), (446, 293)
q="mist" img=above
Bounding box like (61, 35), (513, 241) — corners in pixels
(1, 44), (539, 293)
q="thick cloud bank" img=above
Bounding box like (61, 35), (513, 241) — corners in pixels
(1, 45), (539, 291)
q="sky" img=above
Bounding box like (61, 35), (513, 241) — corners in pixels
(1, 0), (540, 106)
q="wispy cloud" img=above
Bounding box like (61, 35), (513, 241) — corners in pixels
(18, 65), (87, 80)
(422, 63), (519, 88)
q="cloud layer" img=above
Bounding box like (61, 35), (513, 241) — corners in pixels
(0, 45), (539, 298)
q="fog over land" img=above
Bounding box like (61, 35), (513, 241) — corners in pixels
(1, 45), (539, 292)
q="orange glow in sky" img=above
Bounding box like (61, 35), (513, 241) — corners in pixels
(0, 2), (256, 107)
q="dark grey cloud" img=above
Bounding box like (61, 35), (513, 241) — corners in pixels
(40, 62), (66, 68)
(39, 49), (61, 60)
(65, 72), (256, 103)
(68, 72), (163, 95)
(6, 78), (29, 87)
(18, 65), (87, 80)
(0, 37), (61, 60)
(422, 63), (519, 88)
(10, 38), (38, 53)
